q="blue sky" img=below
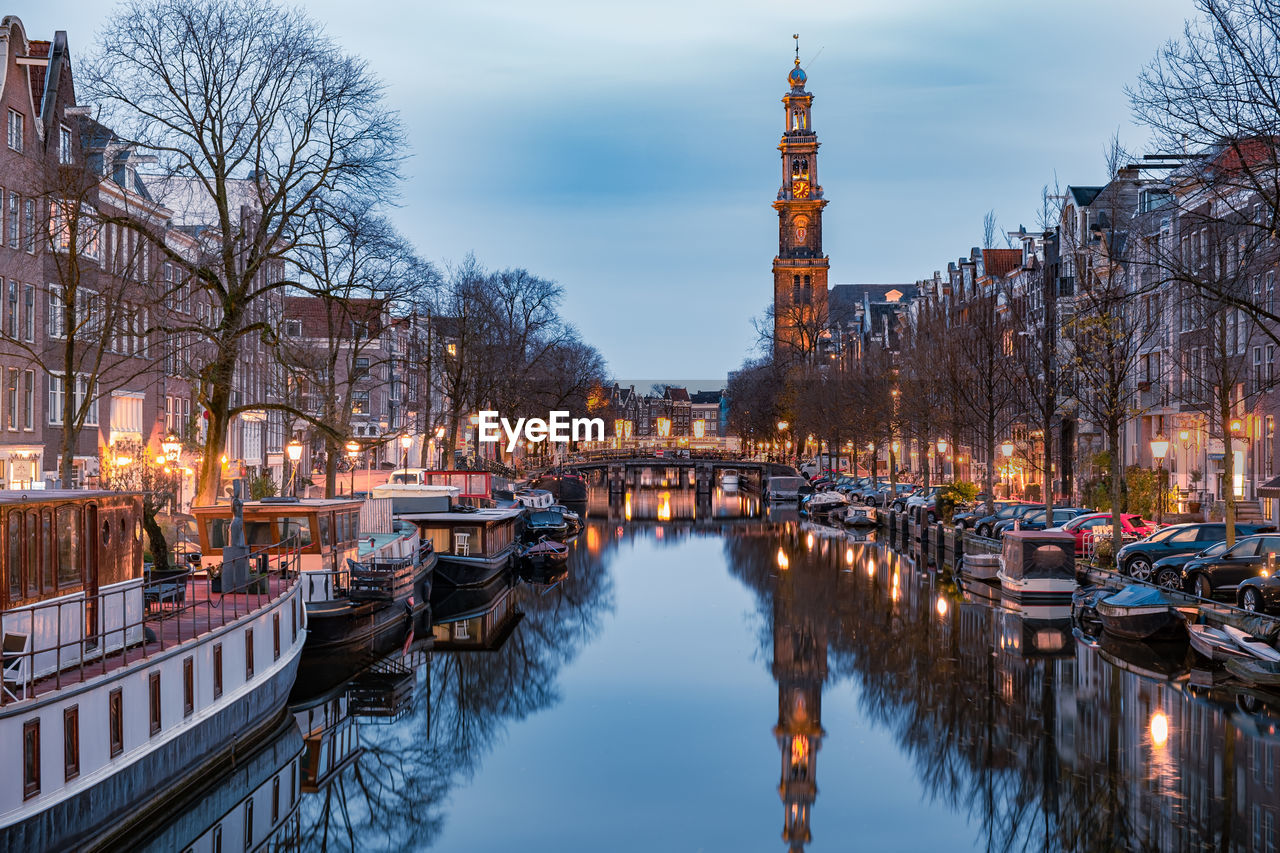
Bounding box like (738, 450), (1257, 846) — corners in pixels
(21, 0), (1195, 378)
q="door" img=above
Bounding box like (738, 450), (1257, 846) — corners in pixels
(1219, 537), (1261, 588)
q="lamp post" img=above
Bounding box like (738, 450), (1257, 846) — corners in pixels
(345, 440), (360, 495)
(400, 434), (412, 472)
(1150, 435), (1170, 526)
(285, 439), (303, 497)
(937, 438), (948, 482)
(162, 433), (182, 511)
(1001, 441), (1015, 499)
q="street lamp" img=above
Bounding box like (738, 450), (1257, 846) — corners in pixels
(1150, 435), (1170, 526)
(162, 433), (183, 510)
(286, 439), (303, 497)
(1001, 441), (1015, 499)
(937, 438), (947, 481)
(400, 433), (412, 472)
(345, 440), (360, 495)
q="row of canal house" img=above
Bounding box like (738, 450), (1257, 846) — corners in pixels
(890, 145), (1280, 522)
(0, 16), (447, 503)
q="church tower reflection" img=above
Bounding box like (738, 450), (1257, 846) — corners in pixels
(771, 539), (827, 852)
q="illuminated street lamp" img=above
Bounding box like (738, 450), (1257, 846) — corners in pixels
(936, 438), (948, 480)
(400, 433), (413, 471)
(286, 439), (303, 497)
(1150, 435), (1170, 526)
(1001, 441), (1015, 498)
(345, 440), (360, 495)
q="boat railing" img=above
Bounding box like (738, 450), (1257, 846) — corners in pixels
(346, 541), (432, 603)
(0, 536), (302, 706)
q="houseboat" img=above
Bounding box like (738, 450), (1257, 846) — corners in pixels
(191, 497), (433, 654)
(395, 504), (523, 587)
(0, 490), (306, 850)
(996, 529), (1078, 605)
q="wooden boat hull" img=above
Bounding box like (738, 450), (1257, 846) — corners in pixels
(997, 569), (1076, 604)
(1226, 656), (1280, 686)
(962, 553), (1002, 582)
(1096, 601), (1177, 640)
(1188, 624), (1251, 662)
(1222, 625), (1280, 663)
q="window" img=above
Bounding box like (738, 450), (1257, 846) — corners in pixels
(273, 612), (281, 660)
(47, 373), (63, 425)
(109, 688), (123, 756)
(244, 799), (254, 848)
(22, 719), (39, 799)
(7, 281), (15, 338)
(58, 124), (72, 164)
(285, 319), (301, 337)
(56, 505), (78, 587)
(352, 390), (369, 415)
(353, 356), (370, 377)
(63, 706), (79, 781)
(183, 656), (194, 717)
(23, 285), (32, 342)
(7, 110), (22, 152)
(213, 643), (223, 698)
(21, 200), (32, 253)
(7, 192), (17, 249)
(149, 671), (161, 735)
(8, 368), (18, 431)
(245, 628), (254, 679)
(23, 370), (32, 431)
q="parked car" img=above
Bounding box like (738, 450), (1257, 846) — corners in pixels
(993, 507), (1090, 537)
(1150, 539), (1232, 590)
(1114, 522), (1275, 580)
(1181, 533), (1280, 600)
(1236, 563), (1280, 613)
(1057, 512), (1156, 556)
(954, 501), (1018, 530)
(870, 483), (914, 507)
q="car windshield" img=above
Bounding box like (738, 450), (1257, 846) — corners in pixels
(1198, 540), (1229, 558)
(1147, 526), (1185, 543)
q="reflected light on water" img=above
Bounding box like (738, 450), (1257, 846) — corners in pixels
(776, 548), (790, 570)
(935, 596), (948, 617)
(806, 532), (814, 550)
(845, 546), (854, 565)
(1150, 711), (1170, 748)
(657, 491), (671, 521)
(891, 570), (900, 602)
(624, 492), (632, 522)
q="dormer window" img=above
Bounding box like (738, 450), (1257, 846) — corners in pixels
(59, 126), (73, 165)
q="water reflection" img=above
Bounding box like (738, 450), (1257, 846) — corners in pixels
(732, 523), (1280, 851)
(133, 492), (1280, 852)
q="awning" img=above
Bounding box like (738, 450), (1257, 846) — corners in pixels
(1259, 475), (1280, 498)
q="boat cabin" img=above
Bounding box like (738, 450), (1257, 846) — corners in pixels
(0, 491), (144, 678)
(396, 505), (523, 562)
(1000, 529), (1076, 582)
(192, 498), (364, 601)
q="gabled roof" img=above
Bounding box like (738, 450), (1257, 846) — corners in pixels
(827, 283), (918, 327)
(1069, 186), (1103, 207)
(690, 390), (721, 404)
(981, 249), (1023, 280)
(664, 386), (691, 403)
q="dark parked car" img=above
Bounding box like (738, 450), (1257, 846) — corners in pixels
(1237, 566), (1280, 613)
(993, 507), (1090, 537)
(1180, 533), (1280, 600)
(954, 501), (1018, 530)
(972, 503), (1036, 538)
(1115, 522), (1275, 580)
(1149, 539), (1231, 590)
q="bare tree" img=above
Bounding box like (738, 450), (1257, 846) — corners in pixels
(84, 0), (404, 504)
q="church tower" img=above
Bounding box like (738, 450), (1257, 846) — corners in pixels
(772, 36), (830, 360)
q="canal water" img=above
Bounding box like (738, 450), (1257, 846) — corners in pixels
(170, 487), (1280, 851)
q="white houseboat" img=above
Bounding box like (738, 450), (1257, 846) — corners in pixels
(0, 490), (306, 850)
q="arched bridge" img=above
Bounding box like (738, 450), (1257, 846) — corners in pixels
(550, 452), (793, 495)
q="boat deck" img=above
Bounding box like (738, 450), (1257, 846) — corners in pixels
(3, 574), (294, 707)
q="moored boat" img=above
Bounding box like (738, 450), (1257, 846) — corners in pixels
(841, 505), (876, 527)
(996, 529), (1077, 604)
(720, 469), (740, 490)
(1222, 625), (1280, 662)
(513, 488), (556, 510)
(525, 509), (570, 542)
(397, 504), (522, 587)
(961, 552), (1002, 582)
(520, 538), (569, 569)
(1188, 623), (1251, 662)
(1095, 585), (1179, 639)
(1225, 656), (1280, 687)
(0, 488), (306, 851)
(802, 490), (848, 519)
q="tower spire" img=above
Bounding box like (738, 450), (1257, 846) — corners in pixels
(793, 33), (800, 66)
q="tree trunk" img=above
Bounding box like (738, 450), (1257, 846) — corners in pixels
(324, 434), (338, 498)
(1109, 418), (1123, 555)
(143, 504), (170, 573)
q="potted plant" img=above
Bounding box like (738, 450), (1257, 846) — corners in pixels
(1188, 469), (1203, 513)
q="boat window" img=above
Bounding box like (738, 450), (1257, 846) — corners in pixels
(336, 512), (348, 544)
(278, 517), (313, 548)
(318, 514), (332, 547)
(101, 520), (110, 546)
(24, 512), (36, 596)
(57, 505), (80, 588)
(349, 511), (360, 539)
(7, 511), (19, 600)
(41, 511), (53, 592)
(420, 527), (450, 552)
